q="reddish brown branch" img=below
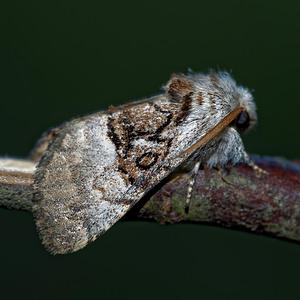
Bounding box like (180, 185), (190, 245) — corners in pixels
(0, 155), (299, 242)
(135, 155), (300, 241)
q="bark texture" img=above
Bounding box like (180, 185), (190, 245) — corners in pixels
(136, 155), (300, 242)
(0, 155), (299, 242)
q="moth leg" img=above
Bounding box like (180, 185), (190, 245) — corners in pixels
(185, 161), (201, 213)
(216, 167), (238, 188)
(246, 158), (269, 178)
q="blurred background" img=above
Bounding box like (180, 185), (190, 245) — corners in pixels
(0, 1), (299, 299)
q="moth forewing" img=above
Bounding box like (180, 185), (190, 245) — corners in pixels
(33, 71), (257, 254)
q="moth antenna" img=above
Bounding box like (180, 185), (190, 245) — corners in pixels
(185, 161), (201, 213)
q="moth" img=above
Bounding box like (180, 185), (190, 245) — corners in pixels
(32, 71), (259, 254)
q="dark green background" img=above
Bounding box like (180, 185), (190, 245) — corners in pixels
(0, 1), (299, 299)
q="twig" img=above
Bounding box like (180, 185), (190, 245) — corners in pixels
(0, 155), (299, 242)
(0, 158), (36, 211)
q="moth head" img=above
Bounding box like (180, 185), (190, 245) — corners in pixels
(234, 86), (257, 132)
(206, 70), (258, 132)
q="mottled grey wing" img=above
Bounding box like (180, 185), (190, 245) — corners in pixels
(34, 118), (131, 253)
(33, 104), (183, 254)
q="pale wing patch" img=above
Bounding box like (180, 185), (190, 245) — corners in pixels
(33, 117), (132, 254)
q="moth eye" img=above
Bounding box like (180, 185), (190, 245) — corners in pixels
(236, 111), (250, 130)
